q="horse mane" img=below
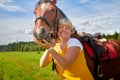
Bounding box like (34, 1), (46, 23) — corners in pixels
(70, 30), (84, 44)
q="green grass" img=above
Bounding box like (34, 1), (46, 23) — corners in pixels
(0, 52), (60, 80)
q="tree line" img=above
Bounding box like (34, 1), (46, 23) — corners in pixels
(0, 32), (120, 52)
(102, 32), (120, 40)
(0, 41), (45, 52)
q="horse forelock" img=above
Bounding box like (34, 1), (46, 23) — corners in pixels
(36, 0), (55, 7)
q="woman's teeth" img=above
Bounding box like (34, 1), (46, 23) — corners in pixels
(61, 32), (67, 35)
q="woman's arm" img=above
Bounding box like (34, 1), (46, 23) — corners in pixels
(34, 38), (55, 67)
(49, 46), (80, 70)
(40, 50), (52, 67)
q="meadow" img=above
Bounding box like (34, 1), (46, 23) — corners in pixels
(0, 52), (60, 80)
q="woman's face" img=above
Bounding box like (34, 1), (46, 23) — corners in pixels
(58, 25), (72, 40)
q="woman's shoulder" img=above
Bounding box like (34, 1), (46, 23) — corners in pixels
(67, 38), (83, 49)
(68, 38), (80, 42)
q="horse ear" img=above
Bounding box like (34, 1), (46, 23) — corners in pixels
(51, 0), (57, 4)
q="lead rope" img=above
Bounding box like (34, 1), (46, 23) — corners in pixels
(52, 58), (56, 71)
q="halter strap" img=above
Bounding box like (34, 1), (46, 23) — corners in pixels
(35, 16), (53, 29)
(35, 1), (67, 32)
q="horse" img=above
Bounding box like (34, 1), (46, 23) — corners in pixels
(33, 0), (120, 80)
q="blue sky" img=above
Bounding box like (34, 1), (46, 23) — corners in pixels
(0, 0), (120, 45)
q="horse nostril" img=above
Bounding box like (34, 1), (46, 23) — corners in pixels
(40, 28), (45, 34)
(34, 27), (49, 41)
(36, 27), (44, 34)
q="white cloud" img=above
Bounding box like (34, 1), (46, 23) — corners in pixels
(25, 29), (32, 35)
(79, 0), (90, 3)
(0, 3), (26, 12)
(0, 18), (34, 45)
(0, 0), (26, 12)
(70, 12), (120, 35)
(0, 0), (13, 3)
(79, 20), (89, 25)
(16, 28), (24, 33)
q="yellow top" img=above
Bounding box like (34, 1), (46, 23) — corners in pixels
(53, 42), (94, 80)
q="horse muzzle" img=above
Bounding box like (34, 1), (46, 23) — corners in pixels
(33, 27), (51, 42)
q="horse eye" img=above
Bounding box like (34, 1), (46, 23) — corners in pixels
(51, 9), (55, 12)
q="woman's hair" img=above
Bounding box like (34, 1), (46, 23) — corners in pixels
(57, 18), (83, 44)
(58, 18), (73, 32)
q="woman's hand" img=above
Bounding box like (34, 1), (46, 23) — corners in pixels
(34, 38), (56, 49)
(34, 38), (51, 49)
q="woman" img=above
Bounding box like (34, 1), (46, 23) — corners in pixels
(34, 18), (94, 80)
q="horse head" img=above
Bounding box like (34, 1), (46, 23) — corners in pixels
(33, 0), (68, 42)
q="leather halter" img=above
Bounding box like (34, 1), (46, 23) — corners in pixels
(35, 0), (67, 32)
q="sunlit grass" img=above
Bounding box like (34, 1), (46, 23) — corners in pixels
(0, 52), (60, 80)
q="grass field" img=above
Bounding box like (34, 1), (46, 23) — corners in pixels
(0, 52), (60, 80)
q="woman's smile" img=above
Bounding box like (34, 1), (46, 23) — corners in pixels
(60, 31), (67, 36)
